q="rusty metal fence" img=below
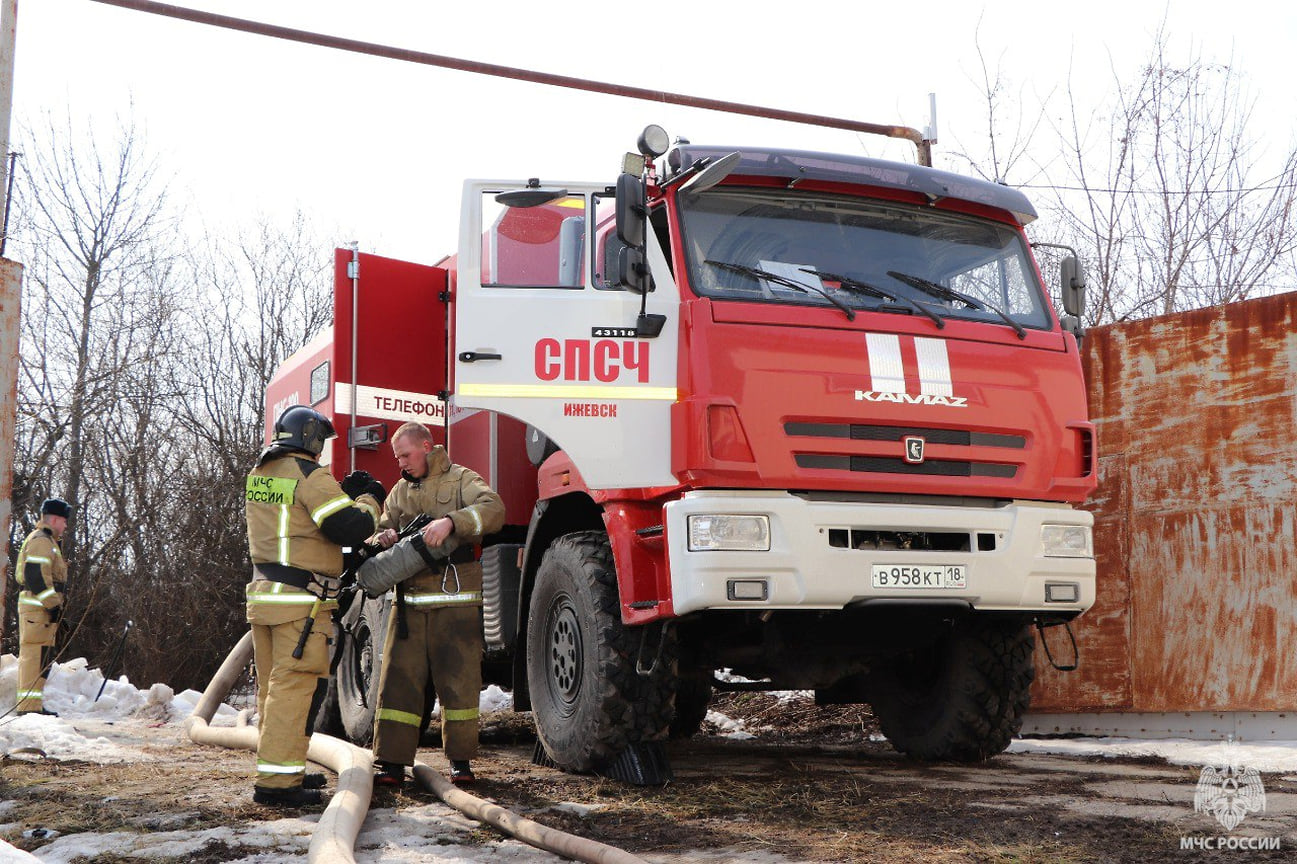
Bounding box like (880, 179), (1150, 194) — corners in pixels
(1032, 291), (1297, 717)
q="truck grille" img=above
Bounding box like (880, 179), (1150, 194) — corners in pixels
(786, 422), (1026, 449)
(787, 422), (1022, 479)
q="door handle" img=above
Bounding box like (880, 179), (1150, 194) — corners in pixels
(459, 351), (503, 363)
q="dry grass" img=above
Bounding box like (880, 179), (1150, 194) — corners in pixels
(3, 694), (1287, 863)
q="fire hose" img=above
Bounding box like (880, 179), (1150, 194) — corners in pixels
(187, 632), (651, 864)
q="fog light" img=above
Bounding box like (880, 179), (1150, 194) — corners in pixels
(687, 514), (770, 551)
(1045, 582), (1080, 603)
(1040, 524), (1092, 558)
(727, 580), (769, 601)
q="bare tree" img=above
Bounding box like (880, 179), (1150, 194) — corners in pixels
(11, 112), (174, 568)
(1045, 28), (1297, 323)
(946, 15), (1054, 189)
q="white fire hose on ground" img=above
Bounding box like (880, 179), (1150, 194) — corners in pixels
(187, 631), (651, 864)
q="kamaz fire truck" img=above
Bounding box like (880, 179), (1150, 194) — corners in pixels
(266, 124), (1096, 777)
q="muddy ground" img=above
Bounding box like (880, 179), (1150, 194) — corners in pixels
(4, 692), (1296, 863)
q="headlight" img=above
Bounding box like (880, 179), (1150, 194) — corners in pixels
(687, 514), (770, 551)
(1040, 524), (1092, 558)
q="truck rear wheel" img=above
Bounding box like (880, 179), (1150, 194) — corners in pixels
(526, 531), (675, 773)
(868, 618), (1034, 762)
(335, 595), (388, 746)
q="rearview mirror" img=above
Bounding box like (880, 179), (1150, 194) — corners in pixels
(1060, 256), (1086, 318)
(615, 173), (645, 248)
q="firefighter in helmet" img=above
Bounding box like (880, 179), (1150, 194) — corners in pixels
(14, 497), (72, 716)
(244, 404), (386, 807)
(368, 421), (504, 788)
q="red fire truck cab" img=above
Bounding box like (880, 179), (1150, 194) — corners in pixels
(268, 126), (1096, 778)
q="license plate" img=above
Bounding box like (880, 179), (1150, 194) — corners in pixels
(871, 564), (967, 589)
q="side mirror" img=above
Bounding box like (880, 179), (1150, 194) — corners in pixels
(1060, 256), (1086, 318)
(617, 244), (648, 294)
(615, 173), (645, 248)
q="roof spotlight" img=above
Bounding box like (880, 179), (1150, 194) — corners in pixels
(637, 125), (670, 158)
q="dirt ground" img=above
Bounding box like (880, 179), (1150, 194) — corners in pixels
(4, 692), (1296, 863)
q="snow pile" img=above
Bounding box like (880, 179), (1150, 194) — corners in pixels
(0, 653), (242, 763)
(0, 654), (553, 864)
(1009, 735), (1297, 773)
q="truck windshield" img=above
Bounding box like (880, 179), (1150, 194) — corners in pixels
(677, 188), (1052, 331)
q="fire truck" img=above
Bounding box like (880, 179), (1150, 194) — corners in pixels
(266, 124), (1096, 776)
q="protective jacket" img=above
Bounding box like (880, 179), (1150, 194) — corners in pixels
(374, 446), (505, 605)
(15, 519), (68, 713)
(15, 520), (68, 609)
(245, 449), (380, 625)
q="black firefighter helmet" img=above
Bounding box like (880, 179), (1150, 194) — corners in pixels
(271, 405), (335, 457)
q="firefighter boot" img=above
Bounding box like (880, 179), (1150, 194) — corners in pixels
(253, 785), (324, 808)
(374, 760), (405, 789)
(450, 760), (475, 786)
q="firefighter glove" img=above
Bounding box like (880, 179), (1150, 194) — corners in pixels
(342, 470), (387, 507)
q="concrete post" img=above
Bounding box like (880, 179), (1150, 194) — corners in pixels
(0, 0), (18, 641)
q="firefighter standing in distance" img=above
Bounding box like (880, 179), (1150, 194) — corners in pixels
(14, 497), (72, 716)
(244, 405), (386, 808)
(369, 421), (504, 788)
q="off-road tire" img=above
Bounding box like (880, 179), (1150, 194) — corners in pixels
(669, 668), (713, 739)
(335, 595), (388, 746)
(526, 531), (675, 772)
(869, 618), (1034, 762)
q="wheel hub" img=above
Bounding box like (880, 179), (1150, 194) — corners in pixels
(548, 600), (582, 706)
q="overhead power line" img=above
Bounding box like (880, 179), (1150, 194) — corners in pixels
(87, 0), (933, 164)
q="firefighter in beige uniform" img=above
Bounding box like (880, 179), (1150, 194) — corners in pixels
(14, 497), (72, 716)
(370, 421), (504, 787)
(244, 405), (385, 808)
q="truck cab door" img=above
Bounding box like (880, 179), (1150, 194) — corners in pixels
(451, 180), (679, 489)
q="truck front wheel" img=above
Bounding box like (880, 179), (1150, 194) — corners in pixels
(868, 617), (1034, 762)
(526, 531), (675, 773)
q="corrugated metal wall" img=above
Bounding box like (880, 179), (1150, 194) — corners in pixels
(1032, 291), (1297, 712)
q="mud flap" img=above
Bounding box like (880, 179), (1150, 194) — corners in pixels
(532, 739), (673, 786)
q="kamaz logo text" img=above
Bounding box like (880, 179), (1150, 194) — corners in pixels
(535, 339), (649, 383)
(856, 390), (968, 407)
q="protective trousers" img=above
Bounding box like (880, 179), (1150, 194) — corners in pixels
(372, 603), (482, 765)
(17, 605), (57, 713)
(251, 619), (330, 790)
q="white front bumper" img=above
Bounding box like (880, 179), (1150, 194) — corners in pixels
(665, 491), (1095, 617)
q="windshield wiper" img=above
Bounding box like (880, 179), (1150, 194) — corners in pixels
(886, 270), (1026, 340)
(807, 268), (945, 330)
(706, 260), (855, 321)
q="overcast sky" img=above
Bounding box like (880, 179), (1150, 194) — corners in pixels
(12, 0), (1297, 265)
